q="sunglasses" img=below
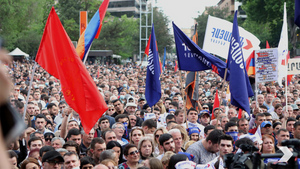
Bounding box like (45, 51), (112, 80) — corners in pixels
(129, 150), (139, 156)
(155, 134), (161, 138)
(203, 107), (209, 109)
(108, 109), (115, 111)
(130, 119), (137, 122)
(45, 138), (52, 141)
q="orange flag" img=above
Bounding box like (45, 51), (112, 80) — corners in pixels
(212, 89), (220, 119)
(36, 7), (108, 134)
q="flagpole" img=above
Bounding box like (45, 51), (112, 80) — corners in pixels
(23, 62), (37, 120)
(83, 45), (92, 64)
(179, 70), (188, 128)
(219, 68), (228, 108)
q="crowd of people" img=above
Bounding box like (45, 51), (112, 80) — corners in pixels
(4, 56), (300, 169)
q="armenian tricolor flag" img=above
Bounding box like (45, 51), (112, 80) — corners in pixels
(76, 0), (109, 62)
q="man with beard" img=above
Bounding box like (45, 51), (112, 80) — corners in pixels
(237, 118), (249, 134)
(156, 133), (175, 160)
(186, 129), (224, 164)
(111, 99), (125, 117)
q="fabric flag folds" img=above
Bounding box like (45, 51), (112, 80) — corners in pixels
(145, 24), (161, 107)
(185, 72), (199, 110)
(245, 51), (255, 76)
(226, 11), (254, 115)
(36, 7), (108, 134)
(76, 0), (109, 61)
(212, 89), (219, 119)
(277, 2), (289, 87)
(162, 47), (166, 72)
(173, 22), (229, 81)
(295, 0), (300, 27)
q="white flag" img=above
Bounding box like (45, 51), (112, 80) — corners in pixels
(277, 2), (288, 86)
(254, 125), (263, 144)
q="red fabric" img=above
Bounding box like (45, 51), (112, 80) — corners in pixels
(266, 41), (270, 48)
(287, 51), (292, 85)
(144, 35), (151, 56)
(248, 127), (257, 134)
(95, 0), (109, 39)
(212, 89), (219, 119)
(174, 61), (178, 72)
(35, 7), (108, 134)
(238, 108), (242, 119)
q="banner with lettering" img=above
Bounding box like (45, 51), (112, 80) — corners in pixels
(288, 58), (300, 75)
(255, 48), (278, 82)
(203, 15), (260, 61)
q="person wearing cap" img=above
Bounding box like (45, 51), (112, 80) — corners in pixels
(42, 150), (64, 169)
(199, 110), (210, 127)
(187, 127), (200, 142)
(291, 104), (299, 117)
(125, 102), (137, 115)
(138, 97), (146, 110)
(261, 121), (273, 135)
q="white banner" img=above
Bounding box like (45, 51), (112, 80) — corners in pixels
(203, 15), (261, 61)
(288, 58), (300, 75)
(255, 48), (278, 82)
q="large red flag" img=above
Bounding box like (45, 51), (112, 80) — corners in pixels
(212, 89), (219, 119)
(36, 7), (108, 134)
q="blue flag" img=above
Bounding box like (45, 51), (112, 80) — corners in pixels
(173, 22), (229, 81)
(295, 0), (300, 27)
(145, 24), (161, 107)
(227, 11), (254, 114)
(163, 47), (166, 72)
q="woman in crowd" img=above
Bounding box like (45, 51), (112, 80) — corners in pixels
(261, 135), (275, 154)
(119, 144), (140, 169)
(20, 157), (40, 169)
(273, 122), (282, 134)
(130, 128), (145, 147)
(153, 127), (168, 156)
(161, 151), (175, 169)
(106, 140), (125, 164)
(168, 154), (188, 169)
(101, 159), (117, 169)
(138, 137), (154, 160)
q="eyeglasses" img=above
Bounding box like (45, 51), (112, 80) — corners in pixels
(46, 160), (63, 165)
(297, 104), (300, 106)
(130, 119), (137, 122)
(45, 138), (52, 141)
(108, 109), (115, 111)
(129, 150), (139, 156)
(203, 107), (209, 109)
(155, 134), (161, 138)
(116, 126), (125, 130)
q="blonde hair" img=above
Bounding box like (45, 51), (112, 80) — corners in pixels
(153, 127), (168, 146)
(101, 159), (117, 166)
(161, 151), (175, 166)
(184, 140), (196, 150)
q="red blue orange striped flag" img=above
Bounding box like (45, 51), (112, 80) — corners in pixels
(76, 0), (109, 61)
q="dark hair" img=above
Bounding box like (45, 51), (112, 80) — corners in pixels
(263, 112), (272, 117)
(218, 134), (234, 145)
(115, 114), (129, 123)
(165, 98), (172, 102)
(28, 137), (43, 147)
(276, 128), (289, 135)
(204, 125), (215, 135)
(170, 102), (178, 109)
(8, 150), (18, 159)
(168, 154), (187, 169)
(237, 118), (248, 127)
(225, 122), (238, 132)
(47, 103), (57, 109)
(187, 108), (198, 115)
(166, 114), (175, 121)
(106, 141), (124, 163)
(66, 128), (81, 139)
(235, 137), (254, 148)
(142, 119), (157, 128)
(30, 131), (43, 139)
(112, 99), (122, 104)
(80, 156), (95, 169)
(102, 130), (115, 141)
(273, 122), (282, 129)
(35, 114), (47, 121)
(63, 141), (80, 156)
(206, 129), (224, 144)
(90, 137), (105, 150)
(174, 110), (183, 116)
(159, 133), (173, 146)
(294, 121), (300, 129)
(123, 144), (137, 156)
(39, 146), (55, 157)
(274, 104), (283, 110)
(287, 117), (297, 125)
(99, 117), (109, 123)
(255, 113), (265, 120)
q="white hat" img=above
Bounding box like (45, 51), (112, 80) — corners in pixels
(126, 102), (137, 108)
(175, 161), (196, 169)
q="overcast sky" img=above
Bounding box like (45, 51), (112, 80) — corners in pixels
(154, 0), (220, 29)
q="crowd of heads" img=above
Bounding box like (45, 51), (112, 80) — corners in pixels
(6, 60), (300, 168)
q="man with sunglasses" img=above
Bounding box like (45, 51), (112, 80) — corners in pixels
(42, 150), (64, 169)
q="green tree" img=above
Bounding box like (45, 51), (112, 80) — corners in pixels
(239, 0), (297, 55)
